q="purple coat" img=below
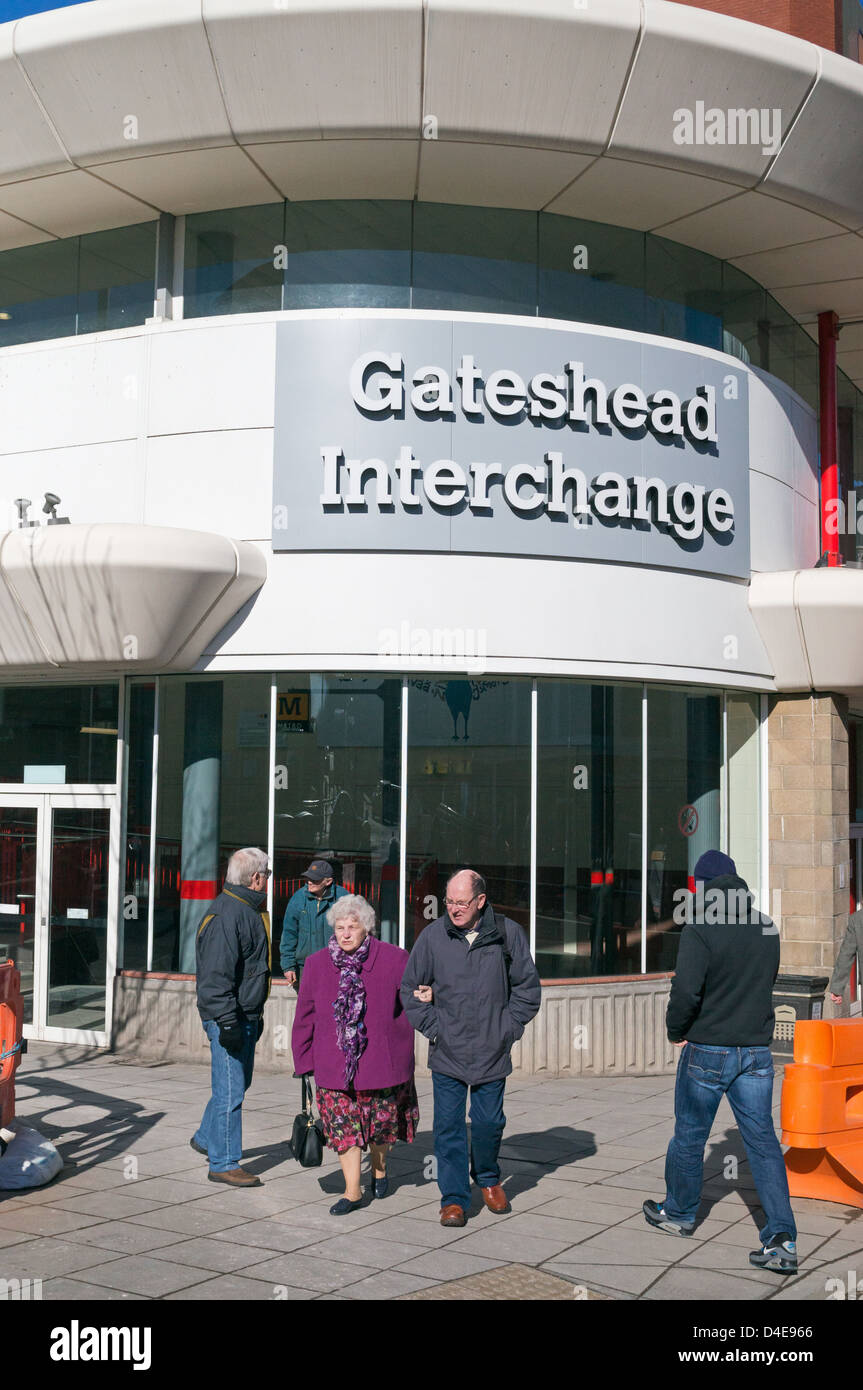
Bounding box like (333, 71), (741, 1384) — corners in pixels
(291, 937), (415, 1091)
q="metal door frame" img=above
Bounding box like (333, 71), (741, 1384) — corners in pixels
(0, 790), (119, 1047)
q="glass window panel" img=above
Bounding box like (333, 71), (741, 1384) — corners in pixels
(283, 201), (411, 309)
(538, 214), (645, 332)
(646, 686), (721, 971)
(122, 681), (155, 970)
(0, 685), (118, 784)
(272, 675), (402, 965)
(46, 806), (110, 1031)
(727, 692), (761, 898)
(412, 203), (536, 314)
(721, 264), (765, 369)
(0, 239), (77, 347)
(0, 807), (38, 1024)
(184, 204), (284, 318)
(536, 682), (642, 980)
(793, 324), (819, 412)
(153, 675), (270, 972)
(646, 235), (723, 350)
(76, 222), (157, 334)
(760, 294), (797, 393)
(405, 677), (530, 947)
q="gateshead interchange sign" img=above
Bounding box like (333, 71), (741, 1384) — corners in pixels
(273, 316), (750, 578)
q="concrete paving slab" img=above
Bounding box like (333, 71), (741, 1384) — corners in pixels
(166, 1275), (317, 1300)
(642, 1267), (775, 1300)
(63, 1221), (191, 1256)
(0, 1236), (128, 1279)
(73, 1254), (219, 1297)
(542, 1259), (669, 1296)
(237, 1252), (380, 1292)
(40, 1277), (150, 1301)
(392, 1249), (503, 1280)
(340, 1269), (442, 1299)
(299, 1233), (432, 1268)
(125, 1205), (249, 1237)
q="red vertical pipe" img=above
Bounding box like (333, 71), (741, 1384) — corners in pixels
(819, 309), (841, 566)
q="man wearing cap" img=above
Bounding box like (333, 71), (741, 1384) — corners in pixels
(644, 849), (798, 1275)
(280, 859), (348, 986)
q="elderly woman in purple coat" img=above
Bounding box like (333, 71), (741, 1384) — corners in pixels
(291, 893), (419, 1215)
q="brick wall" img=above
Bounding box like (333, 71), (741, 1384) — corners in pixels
(669, 0), (842, 52)
(768, 692), (850, 979)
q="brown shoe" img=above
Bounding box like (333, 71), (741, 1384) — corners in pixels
(440, 1204), (466, 1227)
(480, 1184), (510, 1213)
(208, 1167), (262, 1188)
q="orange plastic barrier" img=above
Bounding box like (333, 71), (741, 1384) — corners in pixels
(0, 959), (23, 1130)
(781, 1018), (863, 1208)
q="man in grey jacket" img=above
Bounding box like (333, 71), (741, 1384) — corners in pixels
(830, 909), (863, 1010)
(192, 847), (272, 1188)
(400, 868), (541, 1227)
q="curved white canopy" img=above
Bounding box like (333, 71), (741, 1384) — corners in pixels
(0, 523), (266, 674)
(0, 0), (860, 388)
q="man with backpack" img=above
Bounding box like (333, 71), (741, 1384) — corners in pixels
(400, 869), (541, 1227)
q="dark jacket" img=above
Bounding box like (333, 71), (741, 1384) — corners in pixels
(829, 910), (863, 995)
(400, 902), (541, 1085)
(666, 874), (779, 1046)
(196, 882), (271, 1024)
(280, 882), (349, 973)
(292, 937), (415, 1090)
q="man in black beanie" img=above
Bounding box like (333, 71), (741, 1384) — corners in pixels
(643, 850), (798, 1275)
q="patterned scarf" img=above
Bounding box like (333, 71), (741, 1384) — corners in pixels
(329, 933), (372, 1087)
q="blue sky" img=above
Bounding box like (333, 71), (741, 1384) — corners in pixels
(0, 0), (94, 20)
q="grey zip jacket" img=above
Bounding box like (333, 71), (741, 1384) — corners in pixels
(830, 910), (863, 995)
(400, 902), (541, 1085)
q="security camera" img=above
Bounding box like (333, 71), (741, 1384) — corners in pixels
(43, 492), (70, 525)
(13, 498), (37, 529)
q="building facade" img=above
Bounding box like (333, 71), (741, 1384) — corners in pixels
(0, 0), (862, 1073)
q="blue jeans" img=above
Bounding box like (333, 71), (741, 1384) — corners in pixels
(663, 1042), (796, 1244)
(193, 1018), (258, 1172)
(432, 1073), (506, 1211)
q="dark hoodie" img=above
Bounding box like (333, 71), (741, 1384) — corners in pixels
(666, 874), (779, 1045)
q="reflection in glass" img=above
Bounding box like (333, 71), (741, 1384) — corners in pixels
(184, 204), (284, 318)
(154, 676), (270, 971)
(647, 687), (721, 971)
(283, 201), (410, 309)
(0, 685), (118, 784)
(646, 235), (723, 350)
(405, 678), (530, 946)
(413, 203), (536, 315)
(539, 214), (645, 332)
(0, 239), (77, 347)
(46, 808), (110, 1031)
(536, 683), (642, 978)
(272, 676), (402, 962)
(77, 223), (157, 334)
(727, 692), (761, 896)
(123, 682), (155, 970)
(0, 808), (37, 1024)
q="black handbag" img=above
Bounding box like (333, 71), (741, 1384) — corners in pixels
(290, 1075), (324, 1167)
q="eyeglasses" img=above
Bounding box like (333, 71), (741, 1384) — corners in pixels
(445, 895), (478, 910)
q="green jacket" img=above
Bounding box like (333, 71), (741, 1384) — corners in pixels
(830, 911), (863, 994)
(279, 882), (349, 972)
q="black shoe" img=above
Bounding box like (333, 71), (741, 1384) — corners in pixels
(749, 1233), (798, 1275)
(371, 1175), (389, 1199)
(190, 1137), (208, 1156)
(330, 1197), (363, 1215)
(643, 1199), (694, 1236)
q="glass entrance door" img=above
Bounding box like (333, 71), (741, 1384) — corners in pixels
(0, 792), (117, 1044)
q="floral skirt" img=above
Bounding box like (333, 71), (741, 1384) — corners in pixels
(315, 1079), (419, 1155)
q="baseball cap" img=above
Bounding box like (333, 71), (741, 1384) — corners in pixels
(300, 859), (335, 882)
